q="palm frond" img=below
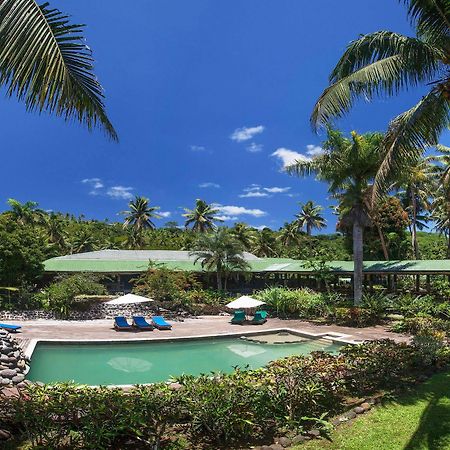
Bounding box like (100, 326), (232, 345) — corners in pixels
(374, 87), (450, 196)
(403, 0), (450, 44)
(285, 159), (318, 177)
(311, 31), (443, 129)
(0, 0), (117, 140)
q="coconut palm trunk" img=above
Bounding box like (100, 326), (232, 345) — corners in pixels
(353, 220), (364, 305)
(411, 191), (420, 259)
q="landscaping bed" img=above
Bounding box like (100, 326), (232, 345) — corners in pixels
(1, 338), (449, 449)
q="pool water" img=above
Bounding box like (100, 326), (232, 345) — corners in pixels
(27, 337), (342, 385)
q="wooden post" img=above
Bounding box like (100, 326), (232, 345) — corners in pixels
(393, 274), (398, 294)
(415, 274), (420, 293)
(426, 275), (431, 292)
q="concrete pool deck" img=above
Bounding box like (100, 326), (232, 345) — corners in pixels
(10, 316), (409, 354)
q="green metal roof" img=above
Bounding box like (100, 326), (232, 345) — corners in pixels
(44, 256), (450, 274)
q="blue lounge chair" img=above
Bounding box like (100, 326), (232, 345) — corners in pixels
(231, 310), (246, 325)
(0, 323), (21, 332)
(114, 316), (133, 331)
(132, 316), (154, 331)
(151, 316), (172, 330)
(251, 310), (267, 325)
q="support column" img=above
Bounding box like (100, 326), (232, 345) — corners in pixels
(415, 274), (420, 293)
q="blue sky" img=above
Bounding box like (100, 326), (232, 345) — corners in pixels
(1, 0), (448, 232)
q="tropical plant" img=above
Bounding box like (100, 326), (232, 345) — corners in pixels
(0, 0), (117, 139)
(311, 0), (450, 194)
(295, 200), (326, 235)
(277, 222), (301, 247)
(287, 129), (384, 304)
(132, 262), (200, 301)
(6, 198), (44, 225)
(189, 228), (250, 290)
(429, 145), (450, 256)
(122, 196), (160, 233)
(35, 274), (106, 317)
(250, 227), (279, 257)
(230, 222), (255, 249)
(394, 157), (433, 258)
(183, 199), (222, 232)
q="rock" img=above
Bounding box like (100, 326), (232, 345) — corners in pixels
(270, 445), (283, 450)
(291, 434), (306, 445)
(361, 402), (371, 411)
(308, 429), (320, 438)
(0, 429), (11, 440)
(277, 437), (291, 448)
(0, 369), (16, 379)
(261, 446), (272, 450)
(168, 382), (182, 391)
(12, 374), (24, 384)
(0, 378), (10, 386)
(354, 406), (365, 414)
(0, 387), (19, 398)
(344, 411), (357, 420)
(331, 418), (341, 427)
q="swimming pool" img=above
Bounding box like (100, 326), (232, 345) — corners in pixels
(27, 335), (343, 385)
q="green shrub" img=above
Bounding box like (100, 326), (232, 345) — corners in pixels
(4, 340), (449, 448)
(392, 294), (437, 318)
(132, 262), (200, 302)
(34, 274), (106, 317)
(391, 316), (450, 337)
(256, 287), (328, 318)
(339, 340), (417, 393)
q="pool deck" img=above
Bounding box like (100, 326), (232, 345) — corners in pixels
(10, 316), (409, 355)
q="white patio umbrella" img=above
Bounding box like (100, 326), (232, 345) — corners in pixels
(105, 293), (154, 305)
(226, 296), (265, 310)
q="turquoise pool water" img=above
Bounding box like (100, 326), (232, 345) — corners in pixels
(27, 337), (342, 385)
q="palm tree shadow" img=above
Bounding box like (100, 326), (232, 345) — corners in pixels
(401, 372), (450, 450)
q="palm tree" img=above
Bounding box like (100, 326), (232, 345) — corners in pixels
(287, 129), (384, 304)
(190, 228), (250, 290)
(183, 199), (222, 232)
(0, 0), (117, 139)
(393, 158), (433, 258)
(122, 196), (161, 232)
(250, 228), (278, 257)
(230, 222), (255, 250)
(429, 145), (450, 256)
(295, 200), (326, 235)
(277, 222), (301, 247)
(311, 0), (450, 195)
(67, 229), (99, 254)
(43, 213), (67, 251)
(7, 198), (44, 225)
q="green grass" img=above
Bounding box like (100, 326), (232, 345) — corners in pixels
(297, 371), (450, 450)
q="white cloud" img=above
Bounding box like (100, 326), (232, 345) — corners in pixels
(252, 225), (270, 230)
(239, 191), (270, 198)
(159, 211), (171, 218)
(238, 185), (291, 198)
(216, 205), (267, 217)
(271, 148), (311, 168)
(246, 142), (263, 153)
(230, 125), (265, 142)
(82, 177), (105, 196)
(82, 178), (104, 190)
(306, 144), (324, 156)
(216, 215), (238, 221)
(263, 186), (291, 193)
(190, 145), (207, 152)
(106, 186), (134, 200)
(199, 182), (220, 189)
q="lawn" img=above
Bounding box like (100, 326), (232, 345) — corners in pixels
(297, 371), (450, 450)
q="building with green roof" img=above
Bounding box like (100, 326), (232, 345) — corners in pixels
(44, 250), (450, 293)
